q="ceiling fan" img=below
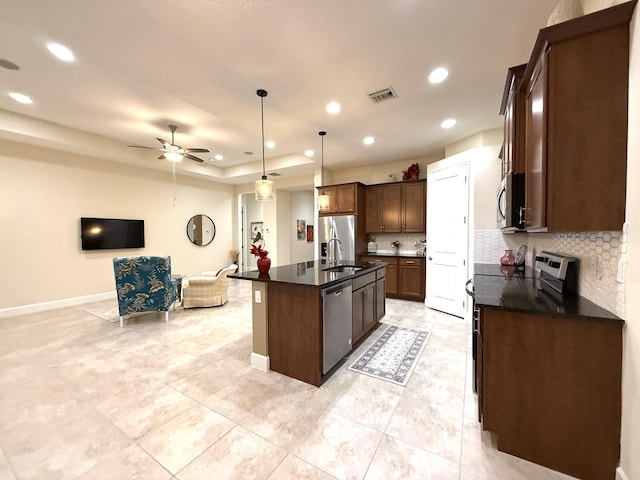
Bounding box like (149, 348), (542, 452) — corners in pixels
(127, 124), (209, 163)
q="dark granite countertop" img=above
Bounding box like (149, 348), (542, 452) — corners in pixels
(229, 260), (386, 288)
(360, 252), (426, 259)
(473, 265), (622, 323)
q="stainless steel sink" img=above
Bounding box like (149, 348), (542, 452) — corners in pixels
(322, 265), (365, 273)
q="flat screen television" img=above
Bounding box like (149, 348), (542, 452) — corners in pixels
(80, 217), (145, 250)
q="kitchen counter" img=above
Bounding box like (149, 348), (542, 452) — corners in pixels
(473, 264), (622, 323)
(360, 252), (425, 259)
(229, 259), (386, 288)
(473, 263), (624, 479)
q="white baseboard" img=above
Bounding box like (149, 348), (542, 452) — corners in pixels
(0, 292), (115, 319)
(616, 466), (629, 480)
(250, 352), (270, 372)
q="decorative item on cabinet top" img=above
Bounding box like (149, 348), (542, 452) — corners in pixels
(402, 163), (419, 181)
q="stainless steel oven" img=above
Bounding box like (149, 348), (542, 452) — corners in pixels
(497, 172), (525, 230)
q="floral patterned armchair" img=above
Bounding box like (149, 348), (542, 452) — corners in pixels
(112, 255), (179, 327)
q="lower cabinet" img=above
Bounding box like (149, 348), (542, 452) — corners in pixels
(478, 307), (623, 480)
(360, 255), (424, 302)
(352, 270), (385, 345)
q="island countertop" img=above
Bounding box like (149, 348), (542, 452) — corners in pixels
(229, 259), (386, 288)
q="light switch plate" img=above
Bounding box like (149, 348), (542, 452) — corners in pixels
(254, 290), (261, 303)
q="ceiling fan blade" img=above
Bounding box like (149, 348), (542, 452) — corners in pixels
(156, 137), (169, 145)
(158, 154), (166, 160)
(127, 145), (159, 150)
(184, 153), (204, 163)
(185, 148), (210, 153)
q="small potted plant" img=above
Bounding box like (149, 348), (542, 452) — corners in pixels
(391, 240), (400, 254)
(250, 243), (271, 273)
(368, 235), (377, 253)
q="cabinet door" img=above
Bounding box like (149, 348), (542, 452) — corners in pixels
(398, 258), (425, 301)
(375, 278), (386, 321)
(363, 283), (376, 333)
(336, 184), (356, 214)
(524, 50), (547, 230)
(365, 185), (383, 233)
(402, 181), (426, 233)
(385, 262), (398, 296)
(352, 288), (365, 344)
(381, 184), (402, 233)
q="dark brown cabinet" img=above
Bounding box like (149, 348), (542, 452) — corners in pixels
(499, 64), (527, 178)
(520, 2), (634, 232)
(318, 182), (365, 216)
(359, 255), (424, 302)
(365, 180), (425, 233)
(397, 258), (425, 301)
(352, 272), (376, 344)
(477, 306), (623, 480)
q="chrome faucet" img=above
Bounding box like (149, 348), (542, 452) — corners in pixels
(327, 237), (343, 266)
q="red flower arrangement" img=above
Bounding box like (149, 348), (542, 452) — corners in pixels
(250, 243), (269, 259)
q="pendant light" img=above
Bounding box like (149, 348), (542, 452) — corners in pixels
(255, 89), (274, 201)
(317, 131), (331, 211)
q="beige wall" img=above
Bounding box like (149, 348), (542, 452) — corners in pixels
(621, 2), (640, 478)
(0, 138), (234, 312)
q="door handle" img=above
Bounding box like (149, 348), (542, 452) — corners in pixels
(428, 256), (433, 261)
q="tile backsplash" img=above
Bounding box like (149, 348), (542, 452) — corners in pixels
(368, 233), (427, 256)
(473, 227), (627, 318)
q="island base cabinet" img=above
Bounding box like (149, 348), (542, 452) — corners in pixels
(268, 283), (323, 386)
(479, 307), (622, 480)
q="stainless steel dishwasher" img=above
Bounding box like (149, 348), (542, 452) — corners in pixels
(322, 280), (352, 374)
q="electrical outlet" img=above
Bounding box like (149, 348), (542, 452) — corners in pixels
(254, 290), (261, 303)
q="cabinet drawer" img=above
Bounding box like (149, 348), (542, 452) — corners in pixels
(353, 272), (376, 291)
(399, 258), (424, 267)
(376, 268), (386, 280)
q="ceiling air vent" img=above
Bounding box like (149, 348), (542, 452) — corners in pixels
(368, 86), (398, 104)
(269, 172), (282, 177)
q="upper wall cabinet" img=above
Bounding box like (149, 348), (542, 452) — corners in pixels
(365, 179), (426, 233)
(521, 1), (635, 232)
(499, 64), (527, 178)
(317, 182), (365, 216)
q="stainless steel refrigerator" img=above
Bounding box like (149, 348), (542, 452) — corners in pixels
(318, 215), (356, 263)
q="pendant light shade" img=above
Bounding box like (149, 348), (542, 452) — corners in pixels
(255, 89), (274, 201)
(317, 131), (331, 211)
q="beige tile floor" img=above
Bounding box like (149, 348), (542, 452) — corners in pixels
(0, 280), (577, 480)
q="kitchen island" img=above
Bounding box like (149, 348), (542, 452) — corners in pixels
(230, 260), (386, 386)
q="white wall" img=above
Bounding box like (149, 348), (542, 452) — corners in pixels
(288, 191), (315, 263)
(0, 139), (234, 312)
(621, 1), (640, 477)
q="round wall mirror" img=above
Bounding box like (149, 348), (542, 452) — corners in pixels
(186, 214), (216, 246)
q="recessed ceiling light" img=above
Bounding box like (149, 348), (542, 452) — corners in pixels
(441, 118), (456, 129)
(46, 42), (75, 62)
(363, 136), (375, 145)
(265, 140), (276, 149)
(429, 67), (449, 84)
(9, 92), (33, 104)
(214, 154), (224, 161)
(304, 149), (315, 158)
(326, 101), (341, 115)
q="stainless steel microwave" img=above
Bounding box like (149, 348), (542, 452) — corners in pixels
(497, 172), (525, 230)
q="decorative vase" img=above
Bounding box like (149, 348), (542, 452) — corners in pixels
(367, 241), (377, 253)
(500, 249), (516, 266)
(257, 256), (271, 273)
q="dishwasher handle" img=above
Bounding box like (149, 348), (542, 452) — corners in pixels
(323, 281), (351, 297)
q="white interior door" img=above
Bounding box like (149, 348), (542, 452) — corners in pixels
(426, 160), (469, 318)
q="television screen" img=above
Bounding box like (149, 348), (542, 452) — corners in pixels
(80, 217), (145, 250)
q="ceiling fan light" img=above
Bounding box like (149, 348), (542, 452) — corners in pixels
(255, 177), (274, 201)
(165, 152), (183, 162)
